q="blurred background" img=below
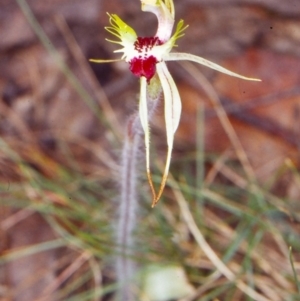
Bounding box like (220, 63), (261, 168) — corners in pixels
(0, 0), (300, 300)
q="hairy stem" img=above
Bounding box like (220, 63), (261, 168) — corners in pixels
(116, 113), (141, 301)
(116, 77), (161, 300)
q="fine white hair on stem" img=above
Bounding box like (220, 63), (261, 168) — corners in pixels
(116, 119), (140, 301)
(116, 87), (161, 301)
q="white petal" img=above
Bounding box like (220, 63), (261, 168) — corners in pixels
(165, 52), (261, 81)
(139, 77), (156, 201)
(139, 77), (148, 136)
(154, 62), (182, 206)
(157, 62), (182, 137)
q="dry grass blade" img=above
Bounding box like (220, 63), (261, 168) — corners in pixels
(1, 209), (35, 230)
(289, 247), (300, 294)
(53, 14), (123, 139)
(168, 174), (273, 301)
(36, 251), (92, 301)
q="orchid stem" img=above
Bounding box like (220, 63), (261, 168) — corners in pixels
(116, 114), (140, 301)
(116, 87), (161, 300)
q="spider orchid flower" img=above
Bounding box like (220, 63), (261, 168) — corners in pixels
(90, 0), (260, 207)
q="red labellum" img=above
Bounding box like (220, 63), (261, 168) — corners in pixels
(129, 37), (163, 83)
(130, 55), (158, 83)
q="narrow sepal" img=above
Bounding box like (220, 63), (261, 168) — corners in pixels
(166, 52), (261, 81)
(139, 77), (157, 202)
(153, 62), (182, 206)
(89, 58), (123, 63)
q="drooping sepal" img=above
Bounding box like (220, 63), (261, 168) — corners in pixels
(139, 77), (157, 202)
(152, 61), (182, 206)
